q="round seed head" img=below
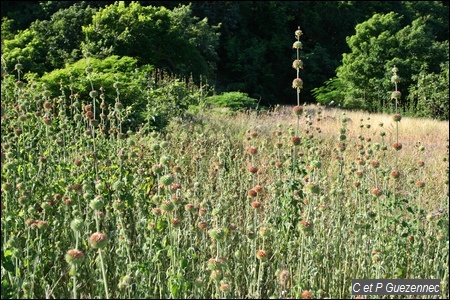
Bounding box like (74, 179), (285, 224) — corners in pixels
(292, 59), (304, 69)
(208, 227), (225, 240)
(293, 41), (303, 49)
(256, 249), (268, 260)
(371, 188), (382, 197)
(292, 78), (303, 89)
(390, 170), (400, 179)
(198, 221), (208, 230)
(415, 181), (425, 188)
(70, 218), (84, 232)
(65, 249), (85, 265)
(393, 114), (402, 122)
(89, 90), (98, 98)
(251, 201), (262, 209)
(291, 136), (301, 146)
(302, 290), (313, 299)
(293, 105), (304, 115)
(246, 146), (258, 156)
(160, 174), (175, 186)
(248, 189), (257, 198)
(392, 142), (402, 151)
(248, 165), (258, 173)
(89, 232), (108, 249)
(160, 200), (175, 212)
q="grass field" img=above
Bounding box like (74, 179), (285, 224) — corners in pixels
(1, 87), (449, 299)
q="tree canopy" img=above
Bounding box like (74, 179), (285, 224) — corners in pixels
(1, 1), (448, 119)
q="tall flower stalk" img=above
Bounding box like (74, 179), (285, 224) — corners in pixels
(291, 27), (304, 176)
(391, 66), (402, 170)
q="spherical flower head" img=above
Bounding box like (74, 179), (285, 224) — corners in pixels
(392, 113), (402, 122)
(391, 74), (400, 84)
(295, 29), (303, 38)
(415, 181), (425, 188)
(251, 201), (262, 209)
(160, 174), (175, 186)
(160, 141), (169, 148)
(113, 199), (125, 210)
(171, 217), (181, 228)
(292, 78), (304, 89)
(208, 227), (225, 240)
(302, 290), (313, 299)
(392, 66), (398, 74)
(15, 63), (24, 71)
(198, 221), (208, 230)
(70, 218), (84, 232)
(42, 90), (52, 98)
(292, 59), (304, 69)
(65, 249), (85, 265)
(248, 165), (259, 174)
(184, 203), (195, 212)
(160, 200), (175, 213)
(89, 90), (98, 98)
(310, 160), (321, 169)
(293, 41), (303, 49)
(152, 163), (164, 174)
(89, 232), (109, 249)
(390, 170), (400, 179)
(15, 80), (24, 88)
(89, 195), (104, 211)
(393, 142), (402, 151)
(207, 258), (222, 271)
(115, 102), (124, 111)
(90, 119), (99, 127)
(246, 146), (258, 156)
(36, 220), (49, 229)
(370, 160), (380, 168)
(256, 249), (268, 261)
(248, 189), (257, 198)
(293, 105), (304, 116)
(254, 185), (263, 193)
(391, 91), (401, 100)
(43, 117), (52, 125)
(371, 188), (382, 197)
(160, 155), (171, 165)
(291, 136), (301, 146)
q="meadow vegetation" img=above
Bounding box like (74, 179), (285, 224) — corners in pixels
(1, 28), (449, 299)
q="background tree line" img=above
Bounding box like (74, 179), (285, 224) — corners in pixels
(1, 1), (448, 120)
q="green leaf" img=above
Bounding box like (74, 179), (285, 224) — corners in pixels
(2, 250), (15, 272)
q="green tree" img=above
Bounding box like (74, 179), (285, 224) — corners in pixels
(2, 2), (97, 75)
(82, 1), (220, 81)
(334, 12), (448, 115)
(409, 56), (449, 120)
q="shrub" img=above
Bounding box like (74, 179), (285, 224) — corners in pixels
(205, 91), (258, 111)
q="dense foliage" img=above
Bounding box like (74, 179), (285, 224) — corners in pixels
(1, 16), (449, 300)
(1, 1), (449, 122)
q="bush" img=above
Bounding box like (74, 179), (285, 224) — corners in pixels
(205, 91), (258, 111)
